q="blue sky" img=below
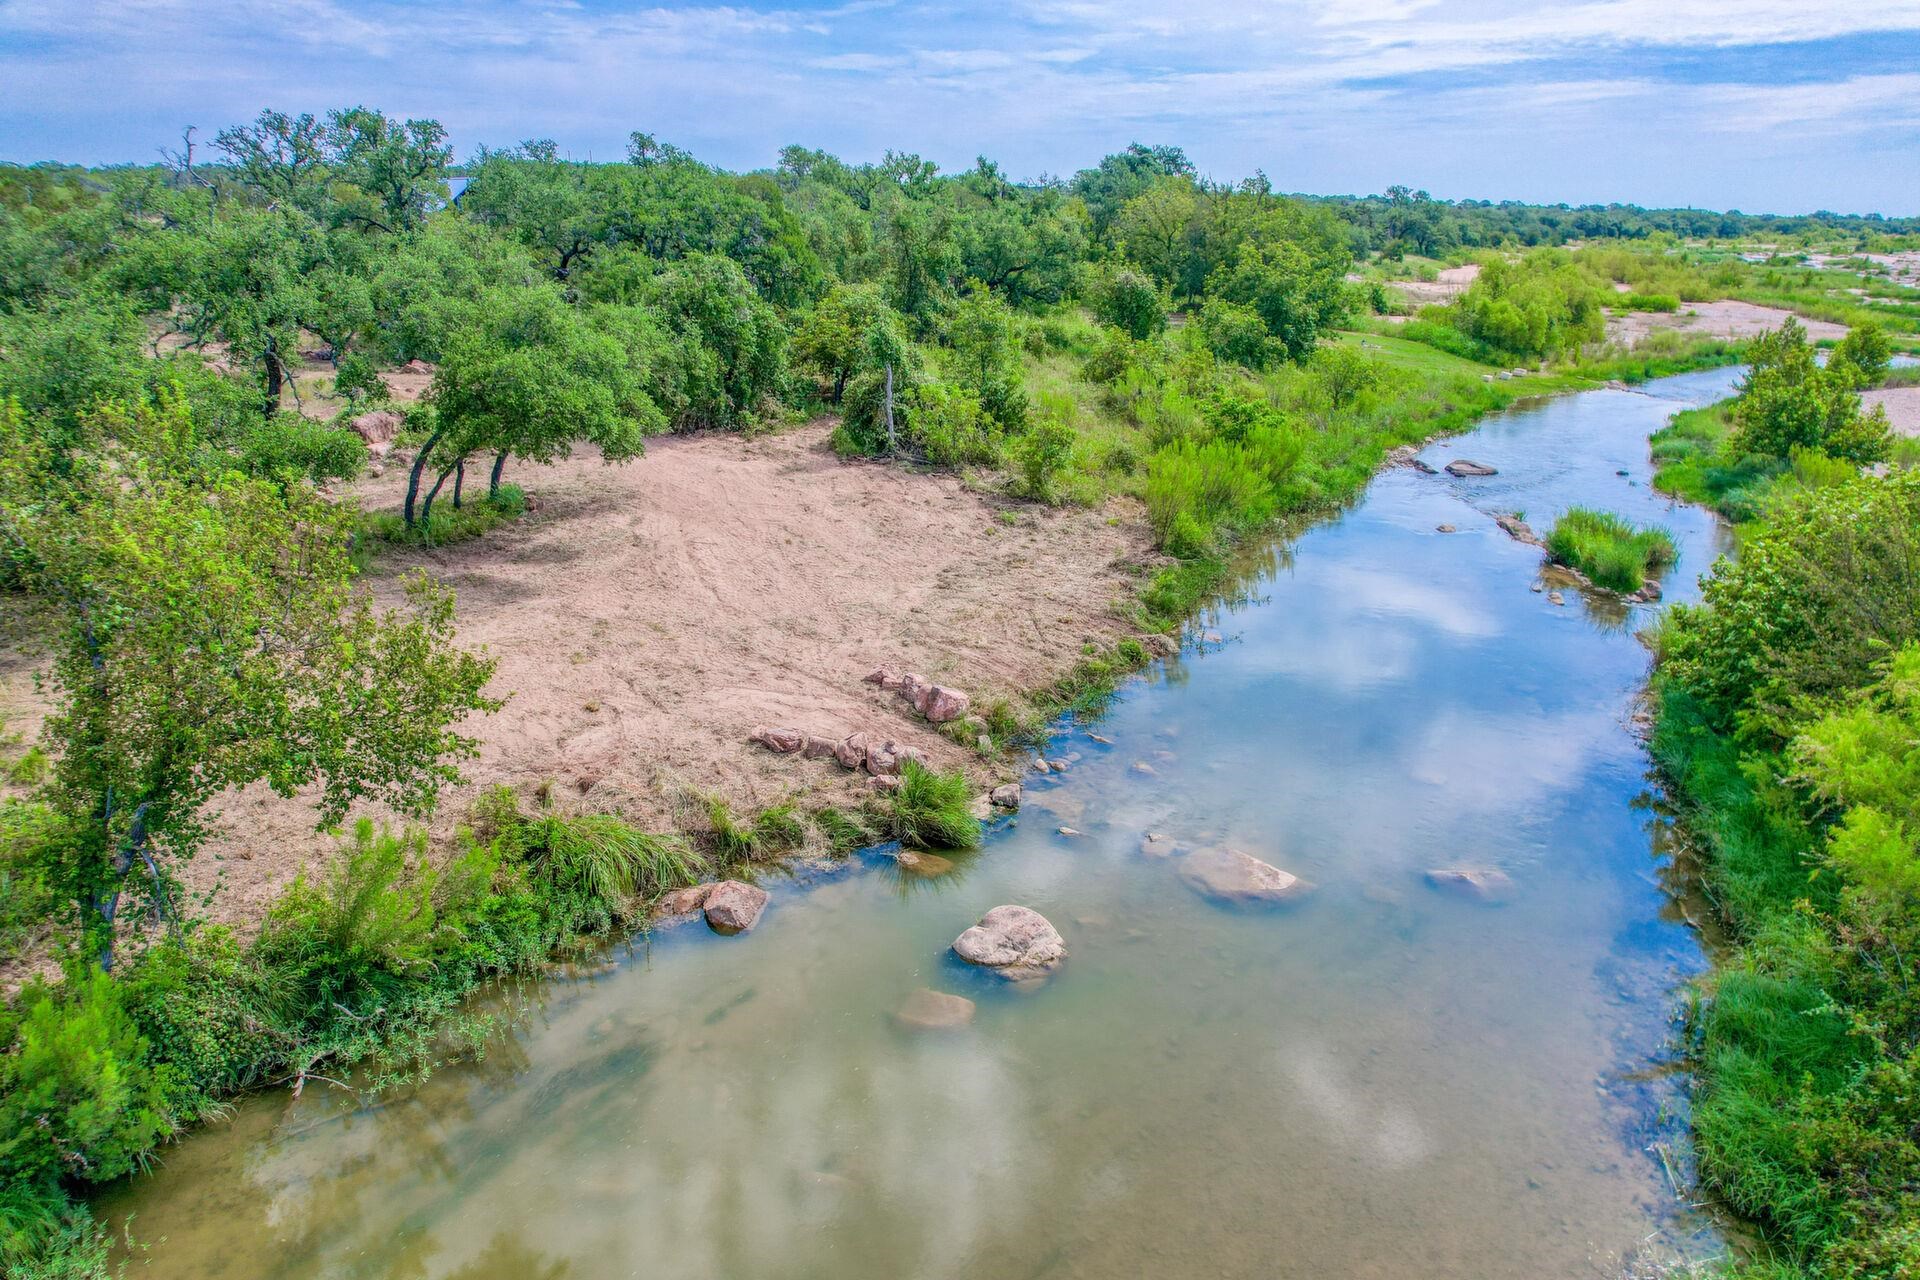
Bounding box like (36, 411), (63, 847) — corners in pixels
(2, 0), (1917, 214)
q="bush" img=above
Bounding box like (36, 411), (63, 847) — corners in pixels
(1144, 438), (1277, 554)
(1619, 292), (1680, 312)
(1446, 251), (1605, 359)
(1089, 265), (1166, 340)
(1196, 298), (1275, 369)
(877, 761), (981, 850)
(0, 971), (176, 1237)
(1011, 397), (1078, 503)
(1543, 507), (1676, 592)
(1732, 319), (1890, 465)
(1659, 470), (1920, 740)
(906, 382), (1000, 467)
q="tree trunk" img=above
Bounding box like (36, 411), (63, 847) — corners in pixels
(452, 457), (465, 509)
(420, 456), (462, 525)
(832, 369), (848, 403)
(92, 802), (150, 973)
(489, 450), (508, 498)
(404, 427), (446, 527)
(262, 341), (283, 420)
(883, 363), (897, 453)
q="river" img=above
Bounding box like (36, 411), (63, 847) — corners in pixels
(104, 366), (1746, 1279)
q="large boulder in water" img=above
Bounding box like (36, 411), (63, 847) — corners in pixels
(952, 905), (1066, 980)
(1178, 848), (1313, 906)
(704, 880), (769, 934)
(1445, 459), (1498, 477)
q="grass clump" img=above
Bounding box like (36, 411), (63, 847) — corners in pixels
(1544, 506), (1676, 592)
(875, 761), (981, 851)
(360, 484), (527, 549)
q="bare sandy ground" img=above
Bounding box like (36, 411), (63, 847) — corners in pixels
(1388, 263), (1480, 308)
(1606, 299), (1847, 347)
(1, 424), (1154, 936)
(1862, 386), (1920, 438)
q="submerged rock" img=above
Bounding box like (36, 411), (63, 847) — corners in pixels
(952, 905), (1067, 980)
(897, 849), (955, 877)
(704, 880), (769, 934)
(1139, 831), (1176, 858)
(1178, 848), (1313, 906)
(894, 988), (976, 1032)
(1496, 514), (1542, 545)
(1424, 867), (1514, 903)
(1445, 459), (1499, 477)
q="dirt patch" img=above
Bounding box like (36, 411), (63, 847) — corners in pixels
(1388, 263), (1480, 309)
(1862, 386), (1920, 438)
(0, 424), (1154, 935)
(1605, 300), (1848, 347)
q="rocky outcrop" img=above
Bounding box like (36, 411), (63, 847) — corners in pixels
(654, 883), (716, 920)
(866, 666), (972, 724)
(750, 725), (807, 754)
(348, 410), (403, 458)
(952, 905), (1066, 980)
(894, 988), (976, 1031)
(1178, 848), (1313, 906)
(704, 880), (769, 933)
(1445, 459), (1499, 477)
(1496, 515), (1542, 545)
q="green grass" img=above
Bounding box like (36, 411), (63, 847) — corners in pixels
(875, 761), (982, 850)
(1544, 507), (1677, 592)
(359, 484), (527, 550)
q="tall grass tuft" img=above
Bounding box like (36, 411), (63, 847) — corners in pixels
(1545, 506), (1676, 592)
(512, 811), (703, 905)
(877, 761), (982, 850)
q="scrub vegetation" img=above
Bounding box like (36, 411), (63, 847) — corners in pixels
(0, 110), (1908, 1278)
(1651, 326), (1920, 1277)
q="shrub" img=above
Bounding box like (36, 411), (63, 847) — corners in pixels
(1196, 298), (1274, 369)
(1089, 265), (1166, 341)
(0, 970), (176, 1201)
(877, 761), (981, 850)
(906, 382), (1000, 467)
(1619, 292), (1680, 313)
(1447, 251), (1606, 359)
(1011, 397), (1078, 503)
(1543, 507), (1676, 592)
(1731, 319), (1891, 465)
(1660, 470), (1920, 740)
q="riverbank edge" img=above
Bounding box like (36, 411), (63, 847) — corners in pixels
(34, 338), (1749, 1276)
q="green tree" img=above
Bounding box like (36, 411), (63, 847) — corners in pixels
(1732, 318), (1891, 465)
(650, 253), (787, 428)
(0, 393), (498, 970)
(1115, 176), (1201, 292)
(412, 284), (667, 520)
(791, 283), (900, 402)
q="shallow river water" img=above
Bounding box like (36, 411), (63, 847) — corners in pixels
(106, 368), (1747, 1280)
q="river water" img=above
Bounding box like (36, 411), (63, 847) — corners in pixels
(105, 367), (1746, 1279)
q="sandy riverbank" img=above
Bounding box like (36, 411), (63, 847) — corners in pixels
(0, 422), (1157, 942)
